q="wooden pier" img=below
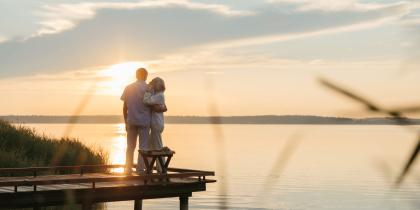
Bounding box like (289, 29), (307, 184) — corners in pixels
(0, 165), (215, 209)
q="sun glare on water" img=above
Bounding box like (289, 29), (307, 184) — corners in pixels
(97, 61), (147, 95)
(110, 123), (128, 173)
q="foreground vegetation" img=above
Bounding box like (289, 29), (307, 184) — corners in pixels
(0, 119), (107, 171)
(0, 120), (108, 209)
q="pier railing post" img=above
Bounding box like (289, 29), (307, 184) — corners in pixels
(134, 199), (143, 210)
(179, 196), (189, 210)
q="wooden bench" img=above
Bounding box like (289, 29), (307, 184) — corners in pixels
(139, 148), (175, 174)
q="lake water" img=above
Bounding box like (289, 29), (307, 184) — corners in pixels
(19, 123), (420, 210)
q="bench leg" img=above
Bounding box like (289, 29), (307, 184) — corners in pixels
(180, 196), (189, 210)
(134, 199), (143, 210)
(141, 155), (156, 174)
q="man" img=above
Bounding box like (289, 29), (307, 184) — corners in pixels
(120, 68), (151, 174)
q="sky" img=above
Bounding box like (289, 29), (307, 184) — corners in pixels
(0, 0), (420, 117)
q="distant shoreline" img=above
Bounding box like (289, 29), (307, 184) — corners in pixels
(1, 115), (420, 125)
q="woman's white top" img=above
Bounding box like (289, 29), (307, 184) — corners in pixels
(143, 90), (165, 131)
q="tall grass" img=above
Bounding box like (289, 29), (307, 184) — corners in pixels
(0, 119), (107, 170)
(0, 120), (109, 209)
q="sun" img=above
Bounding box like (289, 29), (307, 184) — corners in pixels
(97, 61), (147, 95)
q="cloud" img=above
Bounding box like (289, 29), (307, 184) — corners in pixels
(204, 71), (224, 75)
(0, 36), (6, 43)
(206, 11), (406, 49)
(268, 0), (409, 12)
(34, 0), (253, 37)
(0, 0), (415, 77)
(399, 14), (420, 26)
(146, 47), (404, 75)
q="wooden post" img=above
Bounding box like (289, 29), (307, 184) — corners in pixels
(134, 199), (143, 210)
(179, 196), (189, 210)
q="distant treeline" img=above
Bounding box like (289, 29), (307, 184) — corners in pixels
(1, 115), (420, 125)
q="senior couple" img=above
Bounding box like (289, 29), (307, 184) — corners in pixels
(120, 68), (167, 175)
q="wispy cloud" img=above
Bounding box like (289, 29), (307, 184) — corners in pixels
(206, 10), (407, 49)
(146, 50), (306, 72)
(269, 0), (409, 12)
(35, 0), (253, 37)
(400, 14), (420, 26)
(147, 48), (403, 74)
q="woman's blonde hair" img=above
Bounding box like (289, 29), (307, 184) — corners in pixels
(150, 77), (165, 92)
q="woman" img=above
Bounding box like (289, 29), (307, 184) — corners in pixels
(143, 77), (167, 172)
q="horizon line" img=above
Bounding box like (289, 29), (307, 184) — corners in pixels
(1, 114), (419, 119)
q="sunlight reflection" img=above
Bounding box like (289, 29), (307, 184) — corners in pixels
(110, 123), (127, 173)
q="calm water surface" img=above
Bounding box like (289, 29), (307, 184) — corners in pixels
(19, 124), (420, 210)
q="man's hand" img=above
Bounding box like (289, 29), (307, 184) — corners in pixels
(152, 104), (167, 113)
(160, 104), (168, 112)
